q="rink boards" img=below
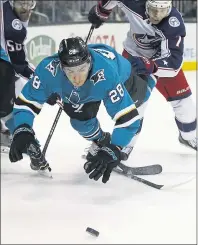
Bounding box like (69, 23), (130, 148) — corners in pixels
(25, 22), (197, 71)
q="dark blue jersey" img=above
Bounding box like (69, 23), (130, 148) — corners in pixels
(0, 0), (34, 79)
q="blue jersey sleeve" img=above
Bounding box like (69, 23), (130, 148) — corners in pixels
(104, 81), (140, 147)
(13, 61), (49, 129)
(153, 8), (186, 77)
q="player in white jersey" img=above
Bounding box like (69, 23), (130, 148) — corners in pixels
(88, 0), (197, 157)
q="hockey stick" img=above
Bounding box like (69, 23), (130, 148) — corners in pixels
(85, 24), (95, 43)
(113, 167), (195, 190)
(118, 162), (162, 175)
(81, 154), (162, 176)
(41, 25), (95, 168)
(42, 102), (63, 157)
(113, 167), (164, 189)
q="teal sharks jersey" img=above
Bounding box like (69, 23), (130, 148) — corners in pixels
(12, 44), (143, 147)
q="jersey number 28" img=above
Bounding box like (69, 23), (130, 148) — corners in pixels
(109, 83), (124, 103)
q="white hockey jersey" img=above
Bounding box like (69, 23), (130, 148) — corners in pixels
(99, 0), (186, 77)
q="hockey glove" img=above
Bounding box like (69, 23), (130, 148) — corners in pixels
(9, 124), (49, 171)
(86, 132), (111, 161)
(88, 4), (111, 28)
(130, 56), (158, 75)
(46, 92), (61, 106)
(84, 143), (121, 183)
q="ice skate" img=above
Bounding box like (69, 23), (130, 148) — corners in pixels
(179, 133), (197, 151)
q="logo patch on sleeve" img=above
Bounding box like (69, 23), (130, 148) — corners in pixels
(168, 17), (180, 27)
(90, 69), (106, 85)
(12, 19), (23, 30)
(45, 59), (60, 77)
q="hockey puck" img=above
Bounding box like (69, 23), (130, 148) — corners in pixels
(86, 227), (99, 237)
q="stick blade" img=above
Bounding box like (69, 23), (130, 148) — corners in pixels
(118, 163), (163, 175)
(113, 167), (164, 190)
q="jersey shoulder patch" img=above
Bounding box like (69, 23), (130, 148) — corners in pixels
(45, 58), (60, 77)
(168, 16), (180, 27)
(90, 69), (106, 85)
(158, 7), (186, 37)
(12, 19), (23, 30)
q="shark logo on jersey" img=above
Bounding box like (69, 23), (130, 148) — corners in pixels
(133, 33), (162, 50)
(90, 69), (106, 85)
(45, 59), (60, 77)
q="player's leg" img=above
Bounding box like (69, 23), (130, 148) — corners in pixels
(78, 73), (157, 162)
(156, 69), (196, 150)
(63, 101), (105, 159)
(120, 49), (157, 160)
(121, 73), (157, 160)
(0, 59), (16, 151)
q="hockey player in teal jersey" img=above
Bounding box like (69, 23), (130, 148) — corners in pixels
(9, 37), (157, 183)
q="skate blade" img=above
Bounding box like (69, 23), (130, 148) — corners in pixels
(179, 141), (197, 151)
(37, 168), (53, 178)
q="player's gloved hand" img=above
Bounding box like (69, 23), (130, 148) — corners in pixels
(130, 56), (158, 75)
(86, 132), (111, 161)
(9, 124), (37, 162)
(9, 124), (49, 170)
(88, 4), (111, 28)
(94, 132), (111, 147)
(46, 92), (61, 106)
(84, 143), (121, 183)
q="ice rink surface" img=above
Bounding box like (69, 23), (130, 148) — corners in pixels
(1, 71), (196, 244)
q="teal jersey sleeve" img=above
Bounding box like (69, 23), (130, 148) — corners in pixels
(103, 78), (140, 147)
(13, 59), (50, 128)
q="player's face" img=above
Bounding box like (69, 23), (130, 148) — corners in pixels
(62, 62), (90, 87)
(13, 0), (36, 21)
(147, 6), (168, 24)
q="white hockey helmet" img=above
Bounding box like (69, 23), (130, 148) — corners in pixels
(146, 0), (172, 24)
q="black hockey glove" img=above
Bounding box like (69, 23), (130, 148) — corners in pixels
(9, 124), (49, 171)
(86, 132), (111, 161)
(46, 92), (61, 106)
(9, 124), (36, 162)
(84, 143), (121, 183)
(88, 4), (111, 28)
